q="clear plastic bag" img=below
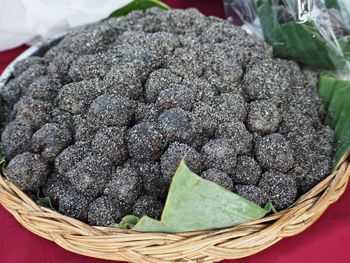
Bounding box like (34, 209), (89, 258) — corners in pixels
(224, 0), (350, 78)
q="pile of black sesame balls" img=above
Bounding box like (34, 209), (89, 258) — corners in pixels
(0, 8), (335, 226)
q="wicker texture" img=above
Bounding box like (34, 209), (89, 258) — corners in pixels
(0, 154), (349, 263)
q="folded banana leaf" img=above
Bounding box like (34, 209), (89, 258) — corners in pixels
(126, 161), (273, 233)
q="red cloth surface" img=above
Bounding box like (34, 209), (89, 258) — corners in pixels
(0, 1), (349, 262)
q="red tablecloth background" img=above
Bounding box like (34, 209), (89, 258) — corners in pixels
(1, 1), (349, 262)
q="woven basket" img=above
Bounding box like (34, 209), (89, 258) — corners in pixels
(0, 153), (349, 263)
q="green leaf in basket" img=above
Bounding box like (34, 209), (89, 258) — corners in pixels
(110, 0), (170, 18)
(119, 215), (140, 229)
(264, 201), (277, 213)
(36, 196), (55, 210)
(132, 161), (272, 233)
(318, 75), (350, 164)
(133, 216), (177, 232)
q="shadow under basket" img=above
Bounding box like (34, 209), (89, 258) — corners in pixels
(0, 154), (349, 263)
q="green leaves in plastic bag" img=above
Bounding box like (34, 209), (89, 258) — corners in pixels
(255, 0), (350, 163)
(325, 0), (340, 9)
(110, 0), (170, 18)
(130, 161), (273, 233)
(255, 0), (344, 70)
(318, 75), (350, 163)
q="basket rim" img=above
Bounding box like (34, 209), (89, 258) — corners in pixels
(0, 154), (349, 262)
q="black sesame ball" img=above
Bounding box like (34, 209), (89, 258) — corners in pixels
(32, 123), (72, 162)
(58, 188), (90, 220)
(54, 141), (90, 176)
(0, 79), (23, 105)
(144, 69), (181, 103)
(87, 94), (134, 127)
(104, 165), (142, 207)
(312, 126), (334, 156)
(192, 102), (218, 137)
(136, 162), (167, 199)
(27, 76), (61, 101)
(42, 176), (67, 206)
(13, 98), (51, 130)
(72, 114), (97, 142)
(58, 79), (103, 114)
(13, 56), (44, 77)
(92, 126), (128, 165)
(127, 122), (164, 161)
(69, 54), (110, 82)
(158, 108), (198, 144)
(88, 196), (125, 226)
(243, 59), (291, 106)
(105, 64), (143, 100)
(296, 154), (332, 194)
(133, 195), (163, 219)
(234, 185), (269, 207)
(255, 133), (294, 172)
(134, 102), (160, 123)
(160, 142), (203, 185)
(247, 100), (280, 134)
(156, 85), (196, 111)
(258, 170), (297, 210)
(1, 119), (33, 159)
(66, 29), (108, 55)
(202, 139), (237, 175)
(201, 168), (234, 190)
(211, 93), (247, 122)
(216, 120), (252, 154)
(208, 61), (243, 93)
(47, 53), (75, 83)
(6, 152), (49, 191)
(232, 156), (261, 185)
(16, 64), (47, 89)
(167, 47), (203, 79)
(65, 154), (112, 197)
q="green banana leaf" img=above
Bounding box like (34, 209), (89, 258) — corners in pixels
(36, 196), (55, 210)
(255, 0), (343, 70)
(110, 0), (170, 17)
(119, 215), (140, 229)
(128, 161), (273, 233)
(338, 36), (350, 59)
(318, 75), (350, 163)
(325, 0), (340, 9)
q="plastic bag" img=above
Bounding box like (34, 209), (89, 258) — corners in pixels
(0, 0), (133, 51)
(224, 0), (350, 77)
